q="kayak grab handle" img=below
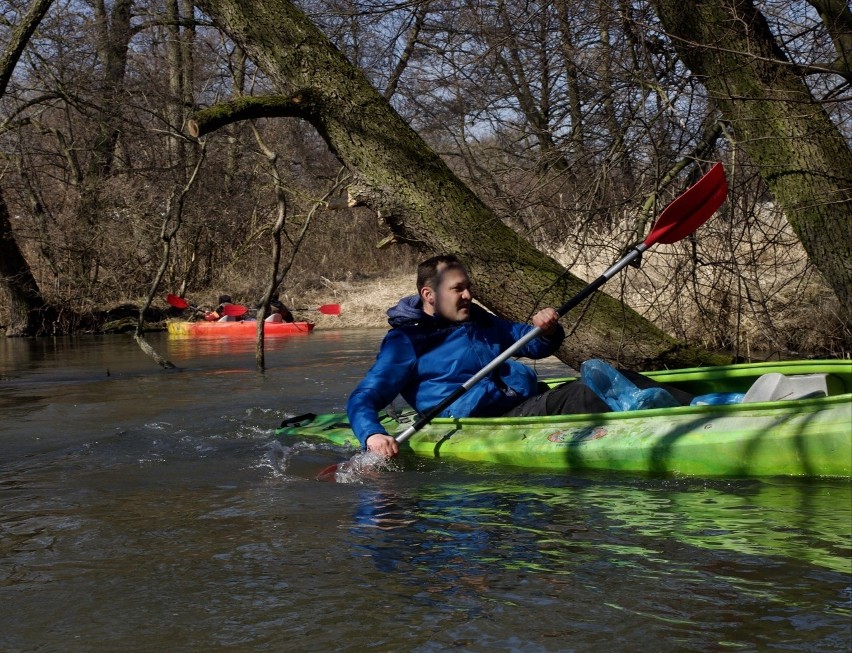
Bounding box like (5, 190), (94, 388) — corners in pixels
(279, 413), (317, 428)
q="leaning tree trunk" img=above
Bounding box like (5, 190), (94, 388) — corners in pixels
(0, 0), (58, 336)
(0, 185), (58, 335)
(650, 0), (852, 324)
(192, 0), (726, 369)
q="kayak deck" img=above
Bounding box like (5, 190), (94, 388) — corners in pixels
(276, 360), (852, 478)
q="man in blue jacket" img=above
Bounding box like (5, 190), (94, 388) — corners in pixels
(347, 254), (601, 458)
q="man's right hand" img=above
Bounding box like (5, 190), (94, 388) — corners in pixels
(365, 433), (399, 458)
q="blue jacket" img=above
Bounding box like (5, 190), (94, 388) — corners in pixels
(346, 295), (565, 447)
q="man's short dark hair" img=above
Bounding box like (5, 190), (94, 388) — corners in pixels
(416, 254), (466, 291)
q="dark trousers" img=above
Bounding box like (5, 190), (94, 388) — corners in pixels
(503, 369), (694, 417)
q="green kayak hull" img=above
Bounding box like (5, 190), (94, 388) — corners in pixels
(276, 360), (852, 478)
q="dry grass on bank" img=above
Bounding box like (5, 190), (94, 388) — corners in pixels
(546, 207), (848, 357)
(151, 203), (846, 357)
(295, 233), (845, 358)
(286, 272), (413, 330)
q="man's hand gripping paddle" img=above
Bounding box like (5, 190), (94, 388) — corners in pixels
(318, 162), (728, 482)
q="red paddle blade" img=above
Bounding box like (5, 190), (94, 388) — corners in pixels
(166, 294), (189, 309)
(316, 463), (339, 481)
(220, 304), (249, 317)
(644, 162), (727, 247)
(317, 304), (341, 316)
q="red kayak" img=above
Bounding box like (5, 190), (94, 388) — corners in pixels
(167, 320), (314, 337)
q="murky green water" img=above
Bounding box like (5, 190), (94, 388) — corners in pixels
(1, 332), (849, 651)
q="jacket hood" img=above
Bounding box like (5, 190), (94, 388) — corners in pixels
(387, 294), (426, 327)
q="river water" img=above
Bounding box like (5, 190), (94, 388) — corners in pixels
(1, 331), (850, 652)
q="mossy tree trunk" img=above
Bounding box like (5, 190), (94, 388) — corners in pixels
(0, 0), (59, 336)
(650, 0), (852, 324)
(192, 0), (726, 368)
(0, 187), (59, 336)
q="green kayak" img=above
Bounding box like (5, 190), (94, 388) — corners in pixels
(276, 360), (852, 478)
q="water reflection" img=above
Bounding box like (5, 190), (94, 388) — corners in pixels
(347, 473), (851, 579)
(165, 331), (321, 360)
(337, 472), (850, 647)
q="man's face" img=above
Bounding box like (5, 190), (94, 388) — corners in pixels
(429, 267), (472, 322)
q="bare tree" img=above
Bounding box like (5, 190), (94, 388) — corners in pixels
(188, 0), (728, 368)
(2, 0), (847, 358)
(649, 0), (852, 323)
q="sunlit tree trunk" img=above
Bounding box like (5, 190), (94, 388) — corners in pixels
(164, 0), (199, 178)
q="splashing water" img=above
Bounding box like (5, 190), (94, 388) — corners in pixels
(333, 450), (403, 483)
(266, 439), (403, 483)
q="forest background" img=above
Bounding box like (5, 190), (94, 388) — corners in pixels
(1, 0), (850, 361)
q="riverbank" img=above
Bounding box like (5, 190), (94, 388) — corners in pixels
(2, 275), (413, 337)
(287, 272), (412, 330)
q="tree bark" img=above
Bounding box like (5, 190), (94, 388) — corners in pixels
(0, 0), (54, 97)
(192, 0), (727, 369)
(0, 0), (58, 335)
(805, 0), (852, 80)
(650, 0), (852, 323)
(0, 185), (57, 335)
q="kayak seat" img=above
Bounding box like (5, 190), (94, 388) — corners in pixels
(742, 373), (829, 403)
(265, 313), (284, 323)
